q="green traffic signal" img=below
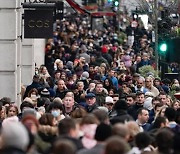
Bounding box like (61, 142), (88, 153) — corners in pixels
(114, 1), (119, 6)
(159, 42), (167, 53)
(113, 0), (119, 7)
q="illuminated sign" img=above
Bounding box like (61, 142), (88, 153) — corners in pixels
(24, 10), (53, 38)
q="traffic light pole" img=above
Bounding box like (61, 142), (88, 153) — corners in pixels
(154, 0), (159, 72)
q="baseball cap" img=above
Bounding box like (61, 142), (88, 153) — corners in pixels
(85, 93), (96, 99)
(105, 96), (114, 104)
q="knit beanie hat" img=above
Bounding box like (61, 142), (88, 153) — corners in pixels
(1, 121), (29, 151)
(101, 45), (108, 53)
(41, 88), (50, 97)
(81, 71), (89, 79)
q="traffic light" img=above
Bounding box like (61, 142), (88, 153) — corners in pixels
(113, 0), (119, 7)
(159, 38), (180, 63)
(159, 42), (168, 54)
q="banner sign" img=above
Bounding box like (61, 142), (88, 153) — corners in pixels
(24, 10), (53, 38)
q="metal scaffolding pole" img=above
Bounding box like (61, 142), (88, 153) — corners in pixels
(154, 0), (159, 72)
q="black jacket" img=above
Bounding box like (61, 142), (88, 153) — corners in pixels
(0, 147), (26, 154)
(128, 103), (144, 120)
(110, 109), (134, 125)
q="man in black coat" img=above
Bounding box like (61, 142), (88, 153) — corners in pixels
(110, 99), (133, 125)
(128, 92), (145, 120)
(85, 93), (98, 113)
(23, 75), (42, 99)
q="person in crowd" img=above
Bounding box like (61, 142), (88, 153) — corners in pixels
(121, 82), (132, 96)
(110, 99), (133, 125)
(153, 77), (164, 92)
(47, 101), (65, 124)
(23, 75), (42, 99)
(150, 116), (169, 131)
(52, 139), (76, 154)
(6, 104), (19, 118)
(156, 105), (167, 118)
(172, 100), (180, 110)
(104, 96), (115, 116)
(85, 93), (98, 113)
(38, 113), (58, 151)
(93, 82), (107, 106)
(111, 94), (119, 104)
(79, 114), (99, 149)
(156, 128), (174, 154)
(136, 107), (151, 131)
(112, 123), (130, 142)
(74, 81), (86, 104)
(78, 123), (112, 154)
(128, 92), (146, 120)
(53, 70), (61, 85)
(136, 53), (151, 70)
(70, 107), (87, 119)
(129, 132), (153, 154)
(143, 92), (154, 111)
(39, 65), (51, 82)
(0, 121), (29, 154)
(92, 109), (110, 124)
(103, 78), (115, 93)
(58, 118), (84, 151)
(105, 69), (119, 90)
(55, 79), (68, 99)
(166, 95), (174, 107)
(148, 97), (163, 123)
(126, 93), (136, 108)
(134, 76), (148, 93)
(145, 76), (159, 97)
(0, 97), (11, 107)
(63, 95), (79, 116)
(86, 81), (96, 94)
(165, 107), (177, 128)
(104, 136), (130, 154)
(159, 91), (168, 105)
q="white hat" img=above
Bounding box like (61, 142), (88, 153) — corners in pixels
(105, 96), (114, 104)
(2, 121), (29, 150)
(145, 92), (154, 97)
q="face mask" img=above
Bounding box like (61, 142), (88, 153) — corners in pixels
(51, 110), (60, 117)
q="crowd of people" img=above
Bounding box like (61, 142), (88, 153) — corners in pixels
(0, 13), (180, 154)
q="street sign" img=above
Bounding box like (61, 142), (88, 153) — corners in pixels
(24, 10), (53, 38)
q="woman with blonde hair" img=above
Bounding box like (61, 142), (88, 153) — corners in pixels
(39, 65), (51, 82)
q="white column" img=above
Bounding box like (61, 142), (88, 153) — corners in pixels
(21, 39), (45, 86)
(21, 39), (35, 86)
(34, 39), (45, 68)
(0, 0), (22, 106)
